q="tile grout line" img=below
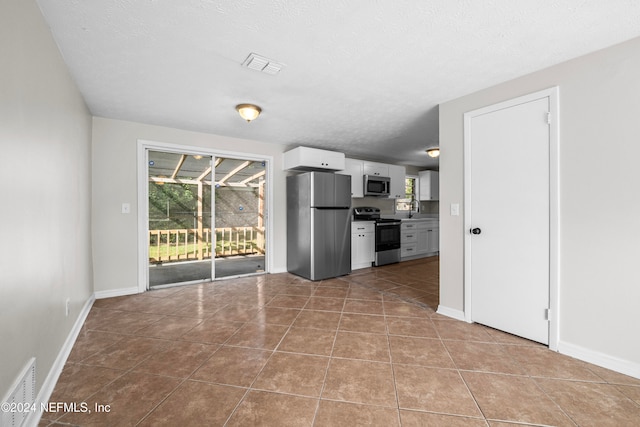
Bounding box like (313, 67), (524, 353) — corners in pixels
(309, 282), (349, 426)
(382, 289), (404, 427)
(222, 277), (318, 426)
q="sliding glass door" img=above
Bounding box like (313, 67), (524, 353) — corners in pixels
(145, 149), (268, 288)
(213, 157), (267, 279)
(147, 150), (213, 288)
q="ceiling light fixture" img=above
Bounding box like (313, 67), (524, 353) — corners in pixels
(236, 104), (262, 122)
(426, 147), (440, 158)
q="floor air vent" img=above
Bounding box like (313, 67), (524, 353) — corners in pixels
(1, 358), (36, 427)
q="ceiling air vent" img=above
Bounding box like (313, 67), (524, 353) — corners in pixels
(242, 53), (283, 75)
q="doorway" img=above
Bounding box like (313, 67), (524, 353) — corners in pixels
(140, 142), (270, 290)
(463, 87), (559, 348)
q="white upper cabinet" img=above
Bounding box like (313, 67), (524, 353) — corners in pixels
(419, 170), (439, 201)
(283, 146), (346, 171)
(338, 158), (406, 199)
(337, 158), (364, 198)
(363, 162), (389, 177)
(388, 165), (406, 199)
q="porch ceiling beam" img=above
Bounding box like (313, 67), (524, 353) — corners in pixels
(240, 170), (266, 185)
(171, 154), (187, 179)
(197, 166), (212, 181)
(150, 177), (211, 186)
(218, 160), (251, 185)
(149, 176), (259, 188)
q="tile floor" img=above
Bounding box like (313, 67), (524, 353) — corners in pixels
(41, 257), (640, 426)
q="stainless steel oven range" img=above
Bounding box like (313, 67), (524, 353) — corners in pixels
(353, 207), (401, 266)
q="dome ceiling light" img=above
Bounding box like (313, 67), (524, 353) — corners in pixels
(426, 147), (440, 158)
(236, 104), (262, 122)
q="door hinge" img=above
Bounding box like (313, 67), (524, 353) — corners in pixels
(546, 112), (552, 124)
(545, 308), (552, 321)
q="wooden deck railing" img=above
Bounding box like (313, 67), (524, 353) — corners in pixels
(149, 226), (264, 264)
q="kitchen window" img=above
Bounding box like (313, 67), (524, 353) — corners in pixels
(395, 176), (419, 214)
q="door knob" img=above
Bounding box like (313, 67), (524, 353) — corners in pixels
(471, 228), (481, 235)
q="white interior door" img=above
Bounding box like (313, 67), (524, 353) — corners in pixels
(465, 94), (551, 344)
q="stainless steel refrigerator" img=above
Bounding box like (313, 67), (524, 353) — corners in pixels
(287, 172), (351, 281)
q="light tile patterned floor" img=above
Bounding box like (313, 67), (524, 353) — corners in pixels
(41, 258), (640, 426)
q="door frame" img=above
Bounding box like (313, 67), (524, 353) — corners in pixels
(463, 87), (560, 350)
(136, 139), (274, 292)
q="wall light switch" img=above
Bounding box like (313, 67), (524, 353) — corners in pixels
(450, 203), (460, 216)
(122, 203), (131, 214)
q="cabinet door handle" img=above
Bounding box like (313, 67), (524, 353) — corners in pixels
(406, 234), (414, 238)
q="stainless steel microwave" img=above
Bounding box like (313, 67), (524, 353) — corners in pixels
(363, 175), (390, 197)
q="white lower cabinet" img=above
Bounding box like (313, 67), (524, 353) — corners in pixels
(352, 221), (375, 270)
(401, 220), (439, 259)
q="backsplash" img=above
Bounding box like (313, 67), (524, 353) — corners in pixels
(351, 197), (439, 216)
(420, 201), (439, 214)
(352, 197), (396, 215)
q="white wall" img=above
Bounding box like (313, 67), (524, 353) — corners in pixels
(0, 0), (93, 398)
(91, 118), (288, 294)
(439, 37), (640, 375)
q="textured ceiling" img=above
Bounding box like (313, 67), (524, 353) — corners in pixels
(36, 1), (640, 167)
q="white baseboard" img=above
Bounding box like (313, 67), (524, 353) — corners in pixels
(94, 286), (140, 299)
(26, 295), (95, 427)
(436, 305), (466, 321)
(558, 341), (640, 380)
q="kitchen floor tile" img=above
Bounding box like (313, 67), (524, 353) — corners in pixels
(343, 299), (384, 315)
(224, 322), (289, 350)
(338, 313), (387, 334)
(132, 340), (217, 378)
(292, 309), (341, 330)
(277, 327), (336, 356)
(386, 316), (438, 338)
(314, 400), (400, 427)
(322, 359), (397, 407)
(394, 364), (481, 417)
(180, 319), (244, 344)
(133, 315), (203, 339)
(250, 306), (301, 325)
(383, 300), (432, 318)
(191, 346), (271, 387)
(57, 371), (181, 426)
(504, 345), (604, 381)
(389, 335), (455, 368)
(252, 352), (329, 397)
(49, 258), (639, 426)
(462, 371), (575, 426)
(47, 363), (123, 404)
(332, 331), (390, 362)
(304, 296), (345, 312)
(536, 377), (640, 426)
(313, 287), (349, 298)
(400, 410), (489, 427)
(266, 295), (310, 309)
(432, 319), (495, 342)
(225, 390), (318, 427)
(444, 340), (526, 375)
(80, 335), (165, 370)
(138, 380), (245, 426)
